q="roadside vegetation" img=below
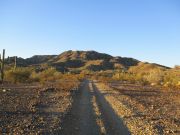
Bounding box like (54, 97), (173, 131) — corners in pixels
(0, 50), (179, 134)
(95, 63), (180, 90)
(1, 66), (84, 134)
(92, 63), (180, 134)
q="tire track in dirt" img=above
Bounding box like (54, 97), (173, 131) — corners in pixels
(59, 80), (130, 135)
(59, 80), (101, 135)
(94, 82), (158, 135)
(92, 82), (131, 135)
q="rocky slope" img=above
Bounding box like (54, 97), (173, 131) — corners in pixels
(5, 50), (169, 72)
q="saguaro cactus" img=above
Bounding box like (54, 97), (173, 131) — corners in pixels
(0, 49), (5, 83)
(0, 54), (1, 80)
(14, 56), (17, 71)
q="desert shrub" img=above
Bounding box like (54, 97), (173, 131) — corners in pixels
(4, 66), (83, 89)
(108, 64), (179, 89)
(143, 68), (165, 85)
(112, 72), (146, 84)
(77, 72), (86, 80)
(97, 76), (112, 83)
(5, 68), (32, 83)
(32, 67), (62, 83)
(143, 68), (180, 88)
(31, 68), (83, 87)
(128, 62), (159, 74)
(129, 67), (179, 89)
(163, 70), (180, 88)
(52, 73), (81, 91)
(62, 73), (79, 81)
(30, 71), (40, 82)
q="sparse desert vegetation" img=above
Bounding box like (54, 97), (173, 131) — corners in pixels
(0, 62), (82, 134)
(0, 50), (180, 134)
(1, 0), (180, 134)
(0, 78), (82, 134)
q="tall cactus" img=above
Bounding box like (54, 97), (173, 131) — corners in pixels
(14, 56), (17, 71)
(0, 54), (1, 82)
(0, 49), (5, 83)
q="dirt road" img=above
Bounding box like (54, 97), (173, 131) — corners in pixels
(59, 80), (130, 135)
(1, 80), (178, 134)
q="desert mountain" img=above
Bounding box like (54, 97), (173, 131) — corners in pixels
(5, 50), (169, 72)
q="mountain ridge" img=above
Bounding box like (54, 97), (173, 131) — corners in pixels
(5, 50), (170, 72)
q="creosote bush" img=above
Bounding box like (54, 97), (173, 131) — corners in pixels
(5, 68), (32, 83)
(4, 67), (84, 86)
(144, 69), (165, 85)
(31, 67), (62, 84)
(112, 68), (180, 89)
(3, 64), (179, 90)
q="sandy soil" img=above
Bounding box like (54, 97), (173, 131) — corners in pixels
(2, 80), (176, 134)
(96, 81), (180, 135)
(0, 83), (76, 134)
(59, 80), (130, 135)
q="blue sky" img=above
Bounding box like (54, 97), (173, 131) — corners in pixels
(0, 0), (179, 67)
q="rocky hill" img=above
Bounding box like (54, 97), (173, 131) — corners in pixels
(5, 50), (170, 72)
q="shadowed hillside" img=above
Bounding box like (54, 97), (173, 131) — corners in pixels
(5, 50), (170, 72)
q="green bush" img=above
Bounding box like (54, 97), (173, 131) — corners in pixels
(112, 72), (146, 84)
(143, 69), (165, 85)
(32, 67), (62, 83)
(112, 67), (180, 89)
(163, 70), (180, 88)
(5, 68), (32, 83)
